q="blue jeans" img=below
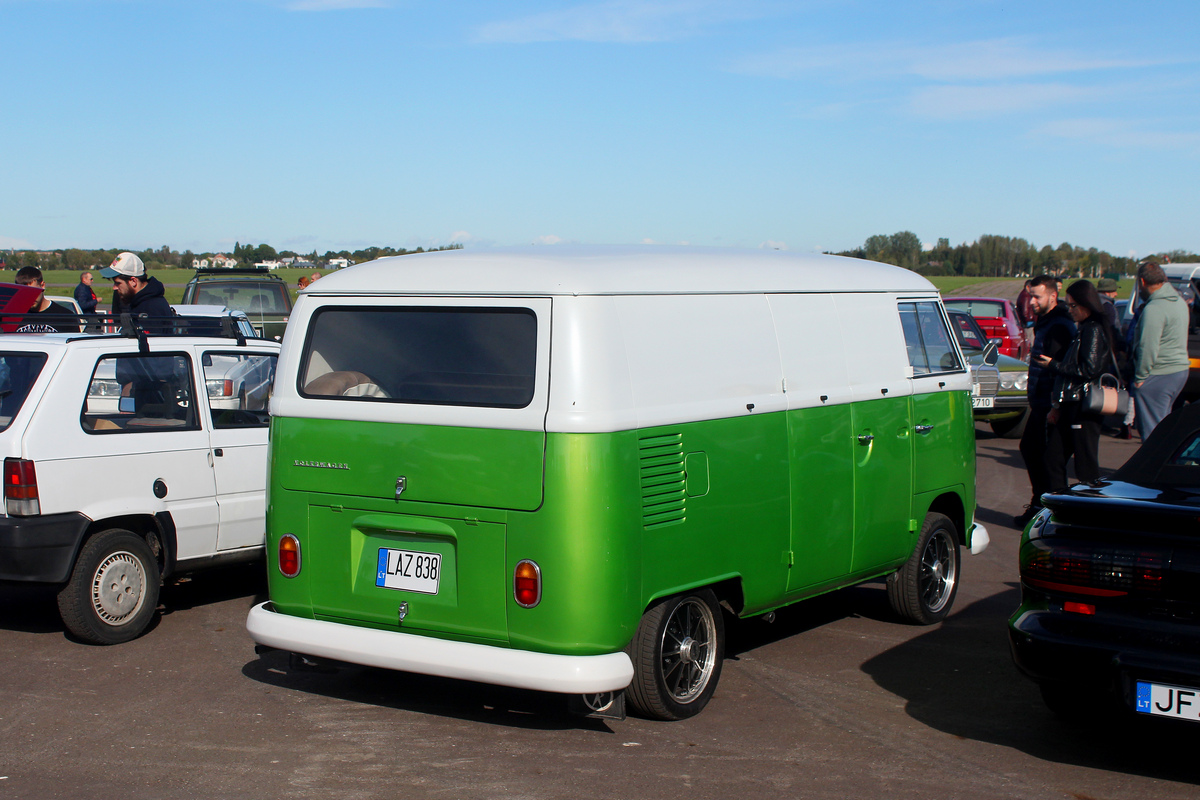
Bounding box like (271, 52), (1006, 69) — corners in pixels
(1135, 370), (1188, 440)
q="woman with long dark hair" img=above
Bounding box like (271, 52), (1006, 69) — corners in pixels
(1034, 279), (1117, 490)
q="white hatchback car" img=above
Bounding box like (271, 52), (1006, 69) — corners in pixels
(0, 318), (280, 644)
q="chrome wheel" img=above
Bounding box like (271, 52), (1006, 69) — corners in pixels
(920, 529), (957, 614)
(887, 512), (960, 625)
(626, 589), (726, 720)
(659, 597), (718, 704)
(91, 551), (148, 625)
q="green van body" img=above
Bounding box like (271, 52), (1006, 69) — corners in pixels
(248, 247), (984, 717)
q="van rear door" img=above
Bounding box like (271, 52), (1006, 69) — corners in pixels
(271, 297), (551, 642)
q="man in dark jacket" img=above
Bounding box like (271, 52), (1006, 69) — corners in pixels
(101, 252), (173, 330)
(1015, 275), (1076, 528)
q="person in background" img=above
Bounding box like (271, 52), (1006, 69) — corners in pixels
(1015, 275), (1077, 528)
(1036, 280), (1115, 492)
(1016, 279), (1035, 346)
(74, 271), (99, 315)
(1132, 261), (1190, 440)
(74, 270), (101, 331)
(310, 271), (321, 283)
(14, 266), (81, 332)
(297, 276), (311, 290)
(101, 252), (173, 331)
(1096, 278), (1121, 337)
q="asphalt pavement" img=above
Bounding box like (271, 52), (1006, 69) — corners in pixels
(1, 425), (1196, 799)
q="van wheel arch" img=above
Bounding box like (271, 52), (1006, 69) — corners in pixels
(923, 493), (965, 549)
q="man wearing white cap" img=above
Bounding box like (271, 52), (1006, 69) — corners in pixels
(101, 252), (173, 321)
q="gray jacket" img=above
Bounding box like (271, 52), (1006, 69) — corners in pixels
(1134, 282), (1190, 382)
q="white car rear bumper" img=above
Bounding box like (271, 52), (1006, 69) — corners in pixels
(246, 602), (634, 694)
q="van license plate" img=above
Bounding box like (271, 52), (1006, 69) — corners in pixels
(376, 548), (441, 595)
(972, 397), (994, 409)
(1136, 681), (1200, 722)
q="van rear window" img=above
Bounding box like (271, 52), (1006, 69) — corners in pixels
(300, 307), (537, 408)
(0, 353), (48, 432)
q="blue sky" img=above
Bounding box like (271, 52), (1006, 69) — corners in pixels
(2, 0), (1197, 257)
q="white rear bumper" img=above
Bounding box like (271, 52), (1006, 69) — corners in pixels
(969, 521), (990, 555)
(246, 602), (634, 694)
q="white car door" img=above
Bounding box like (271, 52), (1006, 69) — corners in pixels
(49, 348), (221, 560)
(200, 348), (278, 551)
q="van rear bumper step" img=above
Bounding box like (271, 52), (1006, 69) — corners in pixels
(246, 602), (634, 694)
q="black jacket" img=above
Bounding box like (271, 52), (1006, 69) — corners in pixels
(1027, 303), (1076, 408)
(127, 276), (172, 318)
(1047, 316), (1114, 405)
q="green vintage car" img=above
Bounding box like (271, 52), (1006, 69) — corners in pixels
(948, 309), (1030, 438)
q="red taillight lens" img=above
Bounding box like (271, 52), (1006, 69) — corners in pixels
(278, 534), (301, 578)
(514, 559), (541, 608)
(1064, 601), (1095, 615)
(4, 458), (40, 516)
(1021, 539), (1166, 597)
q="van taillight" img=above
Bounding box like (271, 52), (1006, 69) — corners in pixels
(1021, 539), (1166, 597)
(4, 458), (40, 516)
(514, 559), (541, 608)
(279, 534), (301, 578)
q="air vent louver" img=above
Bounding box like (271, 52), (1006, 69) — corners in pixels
(639, 432), (686, 529)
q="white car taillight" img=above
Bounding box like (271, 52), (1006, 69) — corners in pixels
(4, 458), (40, 516)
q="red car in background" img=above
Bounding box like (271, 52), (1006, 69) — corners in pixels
(0, 283), (45, 332)
(943, 296), (1029, 361)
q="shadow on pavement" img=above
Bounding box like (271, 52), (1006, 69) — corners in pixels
(0, 560), (268, 638)
(241, 649), (616, 733)
(862, 588), (1200, 786)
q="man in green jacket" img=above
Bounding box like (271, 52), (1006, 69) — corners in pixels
(1133, 261), (1190, 439)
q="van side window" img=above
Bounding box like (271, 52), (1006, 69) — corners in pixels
(202, 351), (277, 428)
(81, 354), (199, 433)
(899, 302), (962, 375)
(299, 307), (537, 409)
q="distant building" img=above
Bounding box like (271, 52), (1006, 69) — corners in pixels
(327, 257), (352, 269)
(255, 260), (284, 270)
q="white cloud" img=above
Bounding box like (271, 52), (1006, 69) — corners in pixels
(910, 83), (1105, 120)
(286, 0), (387, 11)
(1034, 118), (1200, 151)
(536, 235), (563, 245)
(474, 0), (778, 44)
(759, 240), (787, 250)
(733, 37), (1173, 83)
(641, 237), (659, 244)
(449, 230), (474, 244)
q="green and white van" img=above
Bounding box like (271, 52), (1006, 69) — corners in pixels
(247, 246), (988, 720)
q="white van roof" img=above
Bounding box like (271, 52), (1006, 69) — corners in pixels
(301, 246), (937, 297)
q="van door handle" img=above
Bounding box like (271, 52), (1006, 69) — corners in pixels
(915, 425), (933, 435)
(857, 434), (874, 445)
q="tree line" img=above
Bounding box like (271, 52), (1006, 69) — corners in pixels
(833, 232), (1199, 278)
(0, 242), (464, 272)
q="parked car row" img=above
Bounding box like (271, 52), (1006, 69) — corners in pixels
(6, 257), (1196, 730)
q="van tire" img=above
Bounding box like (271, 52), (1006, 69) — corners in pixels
(625, 589), (724, 720)
(57, 529), (161, 645)
(887, 513), (959, 625)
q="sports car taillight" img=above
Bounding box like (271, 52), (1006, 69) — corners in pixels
(1021, 538), (1166, 597)
(4, 458), (40, 516)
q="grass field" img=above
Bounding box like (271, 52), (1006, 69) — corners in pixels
(9, 268), (330, 307)
(10, 267), (1134, 308)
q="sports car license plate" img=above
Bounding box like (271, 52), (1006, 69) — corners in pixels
(1136, 680), (1200, 722)
(376, 547), (441, 595)
(972, 397), (995, 409)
